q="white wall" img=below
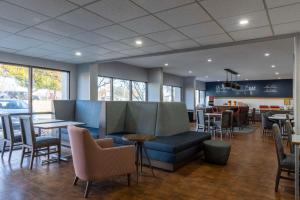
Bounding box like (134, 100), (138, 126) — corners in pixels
(195, 80), (206, 90)
(148, 68), (163, 102)
(0, 52), (77, 99)
(214, 97), (290, 108)
(184, 77), (196, 110)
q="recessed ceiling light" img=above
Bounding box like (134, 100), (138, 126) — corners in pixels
(278, 77), (281, 79)
(188, 70), (193, 74)
(275, 72), (280, 75)
(75, 51), (82, 56)
(271, 65), (276, 68)
(264, 53), (270, 57)
(217, 80), (220, 82)
(245, 78), (249, 80)
(135, 39), (143, 46)
(205, 75), (208, 78)
(237, 74), (241, 77)
(164, 63), (168, 66)
(239, 19), (249, 26)
(207, 58), (212, 62)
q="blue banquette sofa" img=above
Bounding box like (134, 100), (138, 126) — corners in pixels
(53, 100), (210, 171)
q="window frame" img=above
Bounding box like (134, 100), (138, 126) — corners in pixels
(163, 85), (182, 102)
(0, 61), (70, 115)
(97, 75), (148, 102)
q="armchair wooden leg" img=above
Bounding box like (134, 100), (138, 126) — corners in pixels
(1, 141), (6, 158)
(127, 174), (131, 186)
(8, 143), (13, 162)
(73, 176), (79, 186)
(20, 147), (25, 167)
(84, 181), (92, 198)
(29, 149), (35, 170)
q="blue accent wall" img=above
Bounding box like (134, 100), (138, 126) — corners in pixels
(205, 79), (293, 98)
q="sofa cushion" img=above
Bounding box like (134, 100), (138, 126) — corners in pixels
(105, 101), (127, 134)
(144, 131), (211, 153)
(53, 100), (76, 121)
(75, 100), (102, 128)
(107, 132), (134, 146)
(125, 102), (157, 135)
(155, 102), (190, 136)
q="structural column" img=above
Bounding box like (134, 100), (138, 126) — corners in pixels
(294, 34), (300, 134)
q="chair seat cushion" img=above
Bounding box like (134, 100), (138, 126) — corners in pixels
(281, 154), (295, 170)
(144, 131), (211, 153)
(108, 132), (134, 146)
(36, 136), (60, 147)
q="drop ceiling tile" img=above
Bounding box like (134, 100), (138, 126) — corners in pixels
(178, 21), (224, 38)
(165, 39), (199, 49)
(265, 0), (300, 8)
(36, 19), (85, 36)
(68, 0), (96, 6)
(218, 11), (269, 32)
(229, 26), (272, 41)
(52, 38), (88, 49)
(70, 31), (111, 45)
(269, 3), (300, 25)
(0, 1), (48, 26)
(0, 30), (11, 39)
(120, 49), (146, 56)
(155, 3), (211, 28)
(0, 17), (28, 33)
(17, 28), (63, 42)
(38, 43), (74, 53)
(121, 15), (171, 34)
(273, 20), (300, 35)
(200, 0), (264, 19)
(101, 42), (132, 51)
(85, 0), (147, 23)
(58, 8), (112, 30)
(0, 47), (17, 53)
(7, 0), (77, 17)
(99, 52), (127, 60)
(0, 35), (43, 50)
(77, 45), (111, 55)
(120, 37), (157, 47)
(195, 33), (233, 45)
(94, 25), (138, 40)
(16, 48), (56, 57)
(132, 0), (194, 13)
(146, 29), (187, 43)
(140, 44), (171, 53)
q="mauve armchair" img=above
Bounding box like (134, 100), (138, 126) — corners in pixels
(67, 126), (135, 198)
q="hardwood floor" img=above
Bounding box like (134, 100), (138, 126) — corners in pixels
(0, 124), (294, 200)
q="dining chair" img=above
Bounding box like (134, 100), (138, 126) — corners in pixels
(196, 109), (206, 132)
(217, 111), (232, 139)
(248, 108), (256, 124)
(273, 123), (294, 192)
(285, 120), (294, 153)
(68, 125), (135, 198)
(1, 114), (23, 161)
(19, 116), (61, 170)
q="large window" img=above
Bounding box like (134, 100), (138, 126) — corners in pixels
(195, 89), (205, 107)
(98, 77), (111, 101)
(97, 76), (147, 101)
(132, 81), (146, 101)
(173, 87), (181, 102)
(163, 85), (172, 102)
(113, 79), (130, 101)
(163, 85), (182, 102)
(32, 68), (69, 113)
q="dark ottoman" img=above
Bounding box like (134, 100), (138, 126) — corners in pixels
(203, 140), (231, 165)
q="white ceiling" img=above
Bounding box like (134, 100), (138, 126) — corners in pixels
(121, 38), (294, 81)
(0, 0), (298, 64)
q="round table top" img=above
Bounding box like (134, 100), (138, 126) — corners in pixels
(122, 134), (156, 142)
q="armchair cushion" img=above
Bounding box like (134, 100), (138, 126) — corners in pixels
(36, 136), (60, 148)
(95, 138), (113, 148)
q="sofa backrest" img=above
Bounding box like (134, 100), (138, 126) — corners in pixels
(75, 100), (102, 128)
(125, 102), (158, 135)
(53, 100), (76, 121)
(155, 102), (190, 136)
(105, 101), (127, 134)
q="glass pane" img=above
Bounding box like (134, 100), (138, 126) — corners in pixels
(163, 85), (172, 102)
(98, 77), (111, 101)
(195, 90), (199, 107)
(200, 91), (206, 107)
(173, 87), (181, 102)
(0, 63), (30, 138)
(113, 79), (130, 101)
(132, 81), (146, 101)
(32, 68), (69, 114)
